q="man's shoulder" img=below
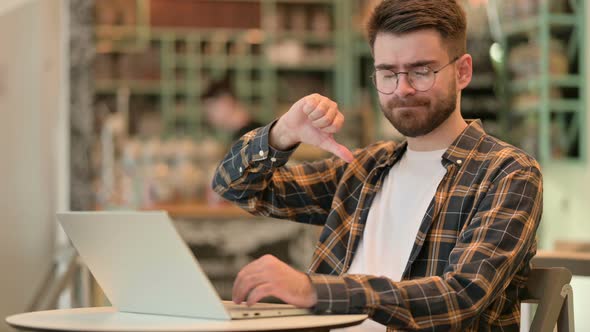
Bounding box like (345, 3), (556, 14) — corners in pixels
(473, 133), (541, 175)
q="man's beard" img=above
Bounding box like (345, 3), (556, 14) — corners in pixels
(380, 86), (458, 138)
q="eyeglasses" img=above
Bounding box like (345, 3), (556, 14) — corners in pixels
(371, 56), (460, 94)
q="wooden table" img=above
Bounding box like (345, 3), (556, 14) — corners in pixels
(6, 307), (367, 332)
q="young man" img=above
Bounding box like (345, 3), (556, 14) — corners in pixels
(212, 1), (542, 331)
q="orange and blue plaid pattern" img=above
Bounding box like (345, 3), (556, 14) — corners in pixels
(212, 120), (543, 331)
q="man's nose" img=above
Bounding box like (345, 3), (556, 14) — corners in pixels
(395, 74), (416, 98)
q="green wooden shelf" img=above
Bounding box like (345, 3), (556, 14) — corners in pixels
(95, 80), (161, 94)
(273, 62), (335, 71)
(173, 56), (266, 69)
(268, 32), (334, 44)
(497, 0), (586, 163)
(467, 74), (496, 89)
(503, 14), (578, 35)
(94, 0), (355, 140)
(261, 0), (335, 3)
(509, 75), (582, 93)
(512, 99), (581, 116)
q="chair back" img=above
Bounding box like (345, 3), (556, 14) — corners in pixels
(523, 267), (574, 332)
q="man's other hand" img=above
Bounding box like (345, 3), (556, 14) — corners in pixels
(232, 254), (318, 308)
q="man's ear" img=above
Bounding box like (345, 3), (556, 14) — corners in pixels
(456, 54), (473, 90)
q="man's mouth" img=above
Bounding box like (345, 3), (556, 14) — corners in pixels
(394, 105), (425, 110)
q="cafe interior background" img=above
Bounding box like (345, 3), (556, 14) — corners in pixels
(0, 0), (589, 330)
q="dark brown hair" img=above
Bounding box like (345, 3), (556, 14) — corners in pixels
(201, 76), (235, 101)
(367, 0), (467, 57)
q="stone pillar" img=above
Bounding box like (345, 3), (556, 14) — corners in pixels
(69, 0), (95, 210)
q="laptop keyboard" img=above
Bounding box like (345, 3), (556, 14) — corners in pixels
(224, 302), (296, 311)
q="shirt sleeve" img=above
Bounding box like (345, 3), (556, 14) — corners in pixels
(308, 166), (543, 331)
(211, 121), (349, 225)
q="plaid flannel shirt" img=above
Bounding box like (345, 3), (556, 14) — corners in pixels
(212, 120), (543, 332)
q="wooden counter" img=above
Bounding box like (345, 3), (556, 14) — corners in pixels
(532, 250), (590, 277)
(141, 202), (257, 219)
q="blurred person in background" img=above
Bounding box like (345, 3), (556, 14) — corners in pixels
(202, 77), (263, 143)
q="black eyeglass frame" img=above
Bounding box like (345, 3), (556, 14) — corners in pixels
(371, 55), (462, 94)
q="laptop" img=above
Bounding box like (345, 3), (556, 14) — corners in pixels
(56, 211), (311, 320)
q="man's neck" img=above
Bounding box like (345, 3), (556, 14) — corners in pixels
(406, 110), (468, 152)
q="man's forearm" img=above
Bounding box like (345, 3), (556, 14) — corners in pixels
(211, 122), (341, 224)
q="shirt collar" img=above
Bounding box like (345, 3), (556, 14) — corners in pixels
(385, 119), (486, 167)
(442, 119), (486, 166)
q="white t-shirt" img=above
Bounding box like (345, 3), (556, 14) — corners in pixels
(335, 147), (448, 332)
